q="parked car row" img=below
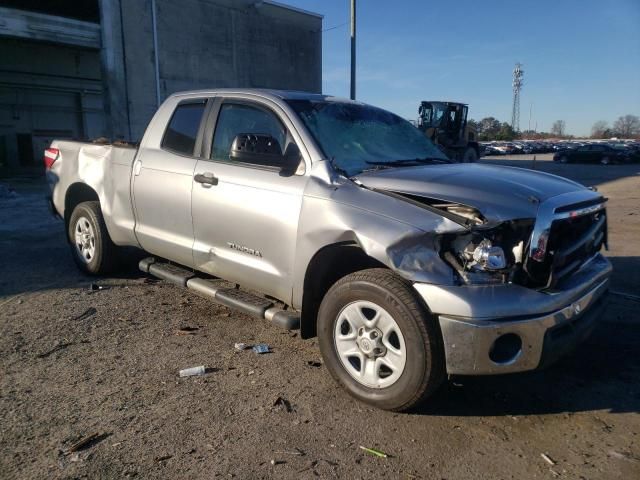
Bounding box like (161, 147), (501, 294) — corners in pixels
(480, 141), (557, 156)
(553, 142), (640, 165)
(481, 140), (640, 164)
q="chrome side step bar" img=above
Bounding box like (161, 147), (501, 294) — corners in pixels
(139, 257), (299, 330)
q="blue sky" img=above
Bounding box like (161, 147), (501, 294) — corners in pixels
(285, 0), (640, 136)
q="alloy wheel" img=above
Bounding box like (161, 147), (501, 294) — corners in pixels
(74, 216), (96, 263)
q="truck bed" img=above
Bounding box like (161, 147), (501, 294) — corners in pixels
(46, 140), (140, 247)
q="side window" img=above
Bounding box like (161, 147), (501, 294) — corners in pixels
(211, 103), (287, 166)
(161, 102), (206, 156)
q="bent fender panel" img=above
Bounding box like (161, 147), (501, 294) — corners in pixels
(292, 182), (460, 309)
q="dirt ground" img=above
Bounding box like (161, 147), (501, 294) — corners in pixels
(1, 156), (639, 479)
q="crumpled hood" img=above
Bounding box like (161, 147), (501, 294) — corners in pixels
(355, 163), (587, 222)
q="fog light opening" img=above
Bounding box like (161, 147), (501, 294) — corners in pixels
(489, 333), (523, 364)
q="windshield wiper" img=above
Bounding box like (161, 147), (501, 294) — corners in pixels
(365, 157), (451, 167)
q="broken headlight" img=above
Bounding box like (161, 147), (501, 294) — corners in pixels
(466, 239), (507, 271)
(443, 229), (523, 285)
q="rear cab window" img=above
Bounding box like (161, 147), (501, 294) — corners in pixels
(161, 101), (207, 156)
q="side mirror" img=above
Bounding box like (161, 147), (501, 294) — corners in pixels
(229, 134), (303, 175)
(230, 133), (283, 165)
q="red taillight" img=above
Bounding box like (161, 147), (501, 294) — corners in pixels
(43, 148), (59, 169)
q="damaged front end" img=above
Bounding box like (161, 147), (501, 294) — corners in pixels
(377, 189), (536, 287)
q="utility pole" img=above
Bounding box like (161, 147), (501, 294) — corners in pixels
(528, 102), (532, 133)
(151, 0), (161, 108)
(350, 0), (356, 100)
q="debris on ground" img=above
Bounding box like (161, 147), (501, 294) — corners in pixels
(270, 459), (285, 466)
(174, 326), (199, 335)
(179, 366), (206, 377)
(274, 448), (305, 456)
(608, 450), (638, 461)
(252, 343), (270, 354)
(72, 307), (97, 322)
(307, 360), (322, 368)
(64, 432), (104, 455)
(36, 340), (75, 359)
(273, 396), (293, 413)
(234, 342), (252, 351)
(68, 452), (82, 463)
(154, 454), (172, 462)
(541, 453), (556, 466)
(88, 283), (107, 292)
(359, 446), (389, 458)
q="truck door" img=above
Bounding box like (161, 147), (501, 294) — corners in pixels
(191, 99), (308, 303)
(132, 98), (208, 267)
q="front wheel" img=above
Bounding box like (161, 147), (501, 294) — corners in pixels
(317, 269), (445, 411)
(462, 146), (478, 162)
(68, 201), (119, 275)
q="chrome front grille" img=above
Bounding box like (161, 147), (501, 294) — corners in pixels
(525, 191), (607, 289)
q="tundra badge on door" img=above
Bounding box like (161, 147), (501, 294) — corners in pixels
(227, 242), (263, 257)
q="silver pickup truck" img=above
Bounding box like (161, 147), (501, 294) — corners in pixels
(46, 89), (611, 411)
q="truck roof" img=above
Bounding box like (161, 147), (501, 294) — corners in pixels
(169, 88), (352, 103)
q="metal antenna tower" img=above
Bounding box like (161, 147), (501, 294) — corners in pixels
(511, 63), (524, 132)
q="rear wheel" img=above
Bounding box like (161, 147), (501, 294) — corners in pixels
(559, 155), (570, 164)
(317, 269), (445, 411)
(68, 201), (119, 275)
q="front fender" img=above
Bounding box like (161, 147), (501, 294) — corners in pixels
(292, 178), (462, 309)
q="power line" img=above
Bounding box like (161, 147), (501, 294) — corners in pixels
(321, 21), (348, 33)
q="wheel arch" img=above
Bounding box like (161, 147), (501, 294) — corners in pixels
(300, 242), (387, 339)
(64, 182), (100, 231)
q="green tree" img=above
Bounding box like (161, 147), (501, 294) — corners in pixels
(477, 117), (501, 140)
(495, 123), (517, 141)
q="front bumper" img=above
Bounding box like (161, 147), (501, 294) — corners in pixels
(413, 253), (611, 375)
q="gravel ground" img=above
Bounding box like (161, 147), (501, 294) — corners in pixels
(1, 157), (639, 479)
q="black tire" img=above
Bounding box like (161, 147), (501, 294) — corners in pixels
(462, 146), (478, 163)
(317, 268), (445, 411)
(559, 155), (570, 164)
(67, 201), (119, 275)
(600, 155), (611, 165)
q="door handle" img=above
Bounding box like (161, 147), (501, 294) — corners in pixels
(194, 172), (218, 186)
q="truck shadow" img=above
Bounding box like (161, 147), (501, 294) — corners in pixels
(416, 289), (640, 416)
(0, 175), (147, 298)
